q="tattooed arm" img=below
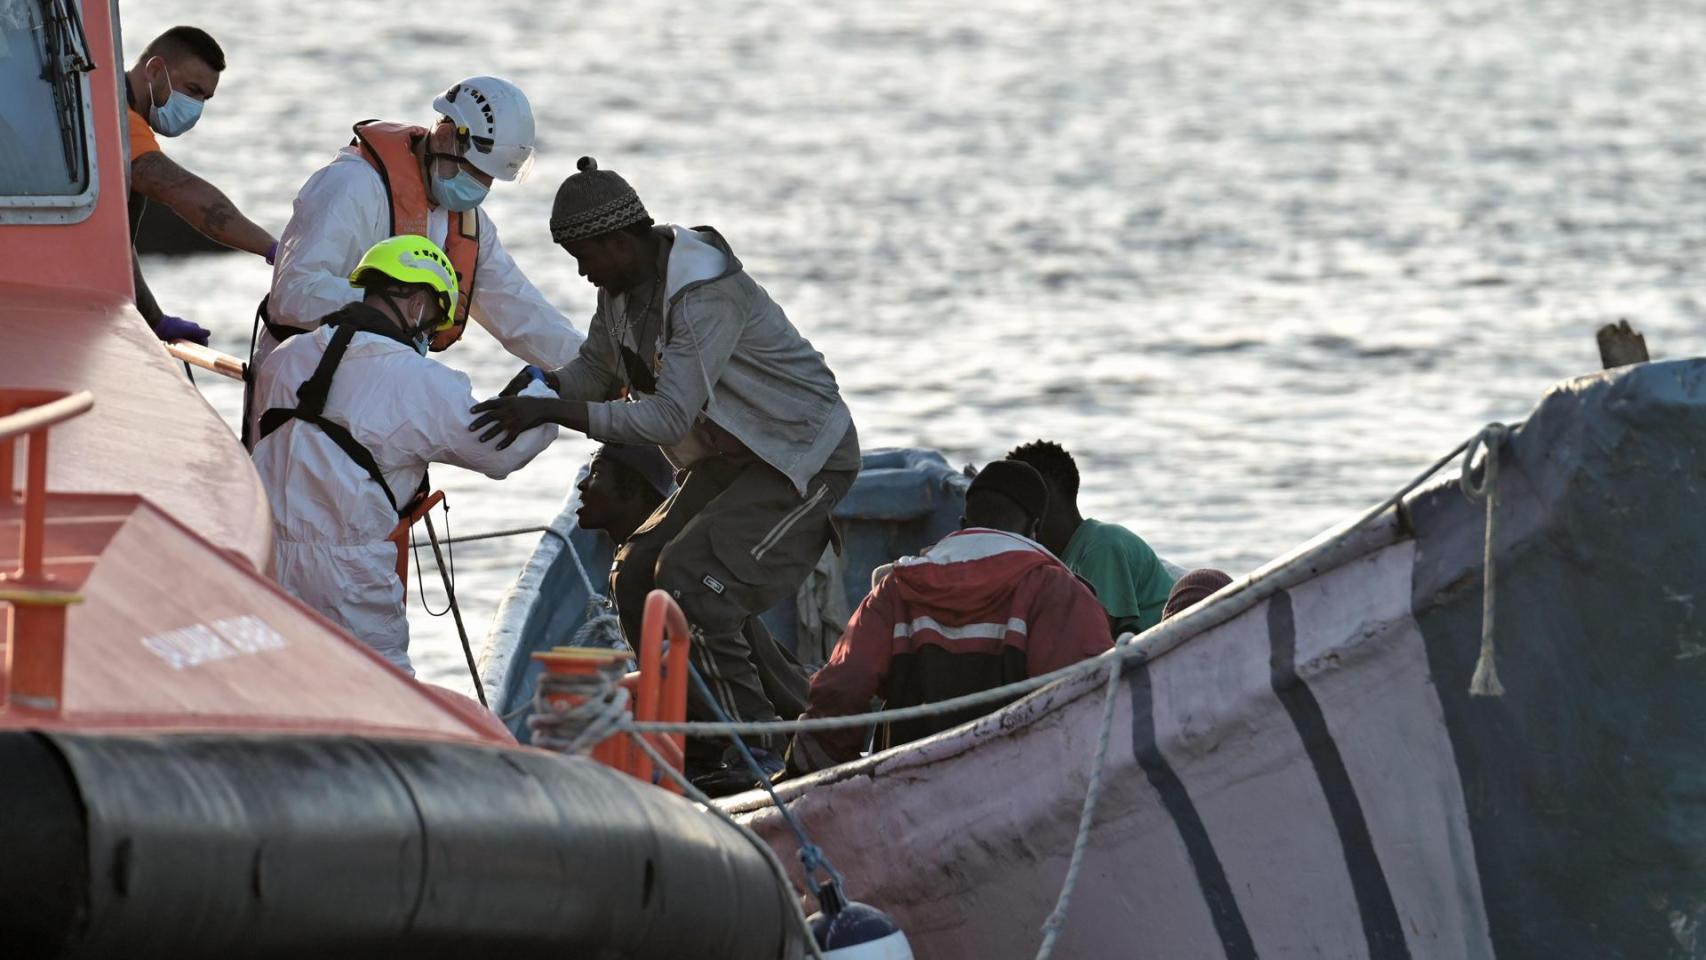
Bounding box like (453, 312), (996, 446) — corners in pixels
(131, 151), (276, 258)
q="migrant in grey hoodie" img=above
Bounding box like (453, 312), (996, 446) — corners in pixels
(552, 224), (855, 493)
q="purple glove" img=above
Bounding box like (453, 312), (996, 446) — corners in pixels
(155, 315), (211, 346)
(264, 241), (279, 266)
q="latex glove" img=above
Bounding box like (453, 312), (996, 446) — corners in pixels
(264, 241), (279, 266)
(155, 315), (211, 346)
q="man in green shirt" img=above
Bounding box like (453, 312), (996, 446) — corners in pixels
(1007, 440), (1176, 635)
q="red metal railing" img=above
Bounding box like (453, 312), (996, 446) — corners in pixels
(633, 589), (691, 786)
(0, 389), (93, 713)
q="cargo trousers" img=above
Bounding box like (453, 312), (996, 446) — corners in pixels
(610, 450), (854, 763)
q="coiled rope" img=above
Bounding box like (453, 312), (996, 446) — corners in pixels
(528, 664), (632, 754)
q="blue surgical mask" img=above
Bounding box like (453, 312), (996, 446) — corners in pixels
(411, 301), (440, 355)
(429, 167), (490, 212)
(147, 62), (203, 137)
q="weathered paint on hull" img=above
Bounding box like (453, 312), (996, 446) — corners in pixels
(737, 359), (1706, 960)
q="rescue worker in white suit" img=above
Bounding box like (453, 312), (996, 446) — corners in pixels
(251, 235), (557, 673)
(253, 76), (582, 440)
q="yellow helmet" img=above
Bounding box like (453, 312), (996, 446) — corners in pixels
(348, 235), (459, 328)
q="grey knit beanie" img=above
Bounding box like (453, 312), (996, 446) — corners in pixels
(549, 156), (650, 244)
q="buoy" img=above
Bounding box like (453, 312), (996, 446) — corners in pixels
(808, 882), (914, 959)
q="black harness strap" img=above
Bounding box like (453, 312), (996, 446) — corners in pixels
(257, 293), (314, 345)
(257, 307), (423, 519)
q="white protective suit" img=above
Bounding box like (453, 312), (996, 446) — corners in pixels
(251, 320), (558, 674)
(259, 145), (584, 384)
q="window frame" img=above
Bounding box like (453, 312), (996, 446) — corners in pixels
(0, 0), (102, 226)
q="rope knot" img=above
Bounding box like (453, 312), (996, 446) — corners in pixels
(1460, 422), (1508, 697)
(798, 843), (825, 875)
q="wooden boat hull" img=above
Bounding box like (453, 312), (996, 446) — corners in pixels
(734, 359), (1706, 959)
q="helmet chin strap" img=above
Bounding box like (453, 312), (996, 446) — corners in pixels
(374, 291), (437, 342)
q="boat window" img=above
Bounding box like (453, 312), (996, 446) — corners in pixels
(0, 0), (99, 223)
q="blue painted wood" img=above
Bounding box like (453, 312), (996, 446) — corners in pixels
(1411, 358), (1706, 958)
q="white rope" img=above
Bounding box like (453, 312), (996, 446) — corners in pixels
(627, 652), (1111, 736)
(624, 732), (830, 960)
(529, 668), (633, 754)
(1034, 638), (1129, 959)
(562, 527), (601, 597)
(624, 421), (1520, 740)
(1460, 423), (1509, 697)
(554, 524), (628, 650)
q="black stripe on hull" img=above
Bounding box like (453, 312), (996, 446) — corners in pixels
(1267, 592), (1412, 959)
(1128, 657), (1259, 960)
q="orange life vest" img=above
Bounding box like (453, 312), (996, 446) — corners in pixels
(350, 120), (479, 351)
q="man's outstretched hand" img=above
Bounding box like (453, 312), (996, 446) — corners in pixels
(470, 396), (562, 449)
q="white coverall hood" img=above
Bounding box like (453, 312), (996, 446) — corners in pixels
(251, 318), (558, 673)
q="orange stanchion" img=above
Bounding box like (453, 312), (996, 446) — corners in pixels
(0, 390), (93, 713)
(531, 589), (691, 793)
(534, 647), (635, 773)
(634, 589), (691, 789)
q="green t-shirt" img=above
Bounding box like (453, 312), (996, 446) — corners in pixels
(1059, 518), (1175, 635)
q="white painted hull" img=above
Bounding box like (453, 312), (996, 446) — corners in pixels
(733, 360), (1706, 959)
(737, 530), (1487, 958)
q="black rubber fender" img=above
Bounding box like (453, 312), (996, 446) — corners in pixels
(0, 731), (804, 959)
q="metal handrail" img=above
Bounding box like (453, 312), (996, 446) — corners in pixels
(0, 388), (94, 714)
(164, 342), (246, 381)
(0, 390), (92, 443)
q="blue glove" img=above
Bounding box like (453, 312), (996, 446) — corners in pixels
(525, 365), (546, 384)
(155, 315), (211, 346)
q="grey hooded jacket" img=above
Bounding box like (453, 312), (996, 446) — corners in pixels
(553, 225), (855, 494)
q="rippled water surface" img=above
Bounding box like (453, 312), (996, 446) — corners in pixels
(125, 0), (1706, 692)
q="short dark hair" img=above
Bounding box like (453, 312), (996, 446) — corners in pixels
(1006, 440), (1079, 501)
(598, 455), (667, 514)
(142, 26), (226, 72)
(964, 489), (1035, 536)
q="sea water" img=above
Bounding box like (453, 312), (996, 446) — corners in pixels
(126, 0), (1706, 694)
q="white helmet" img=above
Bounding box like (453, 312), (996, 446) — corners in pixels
(432, 76), (536, 182)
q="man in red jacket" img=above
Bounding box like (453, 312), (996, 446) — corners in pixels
(787, 460), (1113, 775)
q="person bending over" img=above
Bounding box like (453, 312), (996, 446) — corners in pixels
(125, 26), (277, 345)
(786, 461), (1111, 776)
(251, 236), (557, 674)
(470, 157), (859, 785)
(258, 76), (582, 410)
